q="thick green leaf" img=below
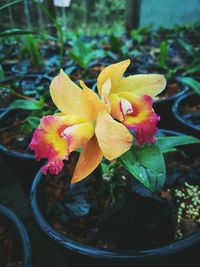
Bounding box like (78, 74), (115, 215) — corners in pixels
(178, 77), (200, 95)
(0, 65), (4, 80)
(9, 99), (43, 110)
(121, 144), (166, 192)
(27, 116), (40, 129)
(157, 135), (200, 153)
(159, 41), (168, 68)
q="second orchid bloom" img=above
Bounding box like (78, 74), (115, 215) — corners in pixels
(97, 59), (166, 146)
(29, 60), (166, 183)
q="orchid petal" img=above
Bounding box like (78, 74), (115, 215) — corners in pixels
(29, 115), (94, 175)
(95, 111), (132, 160)
(119, 92), (160, 146)
(50, 70), (91, 117)
(80, 80), (107, 119)
(71, 137), (103, 183)
(119, 74), (167, 97)
(97, 59), (130, 96)
(109, 93), (123, 121)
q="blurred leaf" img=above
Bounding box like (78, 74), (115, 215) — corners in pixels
(178, 77), (200, 95)
(0, 65), (4, 80)
(0, 29), (37, 38)
(130, 30), (143, 44)
(24, 35), (43, 67)
(0, 0), (22, 10)
(157, 135), (200, 153)
(10, 99), (44, 110)
(27, 116), (40, 129)
(159, 41), (168, 68)
(121, 144), (166, 192)
(184, 59), (200, 75)
(179, 40), (195, 56)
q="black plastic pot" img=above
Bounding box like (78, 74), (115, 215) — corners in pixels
(0, 109), (43, 194)
(153, 80), (189, 130)
(0, 205), (31, 267)
(30, 130), (200, 267)
(172, 92), (200, 138)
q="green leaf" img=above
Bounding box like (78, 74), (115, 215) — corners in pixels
(159, 41), (168, 68)
(0, 65), (4, 80)
(179, 40), (195, 56)
(0, 0), (22, 10)
(157, 135), (200, 153)
(9, 99), (44, 110)
(184, 59), (200, 75)
(121, 144), (166, 192)
(25, 35), (42, 67)
(0, 29), (37, 38)
(178, 77), (200, 95)
(27, 116), (40, 129)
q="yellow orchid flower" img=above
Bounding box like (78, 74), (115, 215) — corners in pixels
(97, 59), (167, 146)
(29, 70), (132, 183)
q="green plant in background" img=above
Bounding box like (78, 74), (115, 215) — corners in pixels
(68, 37), (105, 69)
(130, 26), (151, 45)
(33, 0), (66, 66)
(0, 65), (5, 80)
(7, 90), (52, 134)
(159, 41), (168, 68)
(178, 77), (200, 96)
(19, 34), (43, 68)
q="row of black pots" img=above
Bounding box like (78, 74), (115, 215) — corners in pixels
(29, 129), (200, 267)
(0, 205), (31, 267)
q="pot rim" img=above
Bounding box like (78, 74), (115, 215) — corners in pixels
(172, 92), (200, 132)
(30, 138), (200, 261)
(0, 205), (32, 267)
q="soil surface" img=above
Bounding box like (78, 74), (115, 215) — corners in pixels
(180, 103), (200, 129)
(157, 81), (182, 99)
(42, 150), (200, 250)
(0, 110), (33, 153)
(0, 223), (22, 267)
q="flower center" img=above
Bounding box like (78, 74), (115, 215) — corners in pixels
(120, 98), (134, 116)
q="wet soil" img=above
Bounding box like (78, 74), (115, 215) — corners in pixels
(42, 151), (200, 250)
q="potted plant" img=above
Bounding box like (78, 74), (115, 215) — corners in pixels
(172, 83), (200, 138)
(29, 60), (200, 266)
(0, 88), (55, 193)
(0, 204), (32, 267)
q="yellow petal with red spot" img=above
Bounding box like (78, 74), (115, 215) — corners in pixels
(62, 122), (94, 153)
(71, 137), (103, 183)
(118, 91), (160, 146)
(119, 74), (166, 97)
(50, 70), (91, 117)
(95, 111), (132, 160)
(80, 80), (107, 119)
(29, 115), (94, 175)
(97, 59), (130, 96)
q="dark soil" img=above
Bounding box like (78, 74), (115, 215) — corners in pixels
(158, 81), (182, 99)
(179, 103), (200, 129)
(42, 151), (200, 250)
(70, 64), (107, 81)
(0, 223), (22, 267)
(0, 110), (33, 153)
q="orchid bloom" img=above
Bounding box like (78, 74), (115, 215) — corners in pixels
(29, 70), (132, 183)
(97, 59), (167, 146)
